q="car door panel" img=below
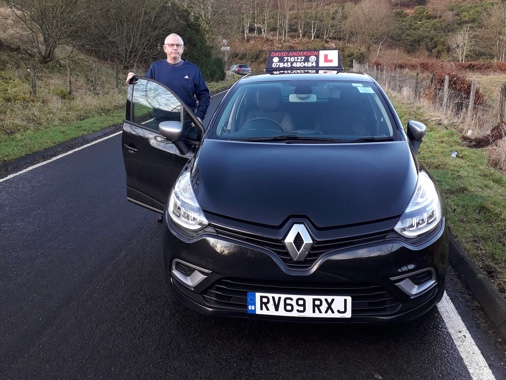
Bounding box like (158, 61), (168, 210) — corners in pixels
(122, 122), (193, 212)
(122, 77), (201, 213)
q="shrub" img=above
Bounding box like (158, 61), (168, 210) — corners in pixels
(54, 88), (73, 100)
(430, 69), (486, 110)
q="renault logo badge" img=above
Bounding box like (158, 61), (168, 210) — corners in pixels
(284, 224), (313, 261)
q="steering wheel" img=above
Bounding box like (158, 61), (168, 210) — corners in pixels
(241, 117), (284, 131)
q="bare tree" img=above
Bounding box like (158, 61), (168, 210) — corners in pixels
(4, 0), (90, 63)
(174, 0), (239, 43)
(259, 0), (273, 37)
(480, 3), (506, 61)
(319, 3), (347, 42)
(308, 4), (321, 41)
(242, 4), (253, 39)
(295, 0), (308, 39)
(79, 0), (191, 69)
(450, 25), (474, 63)
(345, 0), (394, 57)
(276, 0), (280, 40)
(278, 0), (293, 41)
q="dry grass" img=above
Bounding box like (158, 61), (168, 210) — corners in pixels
(468, 73), (506, 106)
(0, 65), (126, 138)
(0, 4), (127, 141)
(465, 74), (506, 172)
(488, 139), (506, 172)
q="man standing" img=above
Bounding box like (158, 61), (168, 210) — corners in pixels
(126, 33), (210, 136)
(126, 34), (210, 222)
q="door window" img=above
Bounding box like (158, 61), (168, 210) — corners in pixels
(128, 79), (183, 131)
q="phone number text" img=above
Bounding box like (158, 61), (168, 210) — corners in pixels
(271, 61), (317, 68)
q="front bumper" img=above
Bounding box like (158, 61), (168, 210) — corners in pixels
(163, 216), (448, 323)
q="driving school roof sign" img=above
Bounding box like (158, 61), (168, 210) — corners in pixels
(265, 50), (343, 74)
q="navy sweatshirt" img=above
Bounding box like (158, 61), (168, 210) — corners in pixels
(145, 59), (210, 120)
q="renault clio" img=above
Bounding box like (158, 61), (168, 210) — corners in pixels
(122, 50), (448, 322)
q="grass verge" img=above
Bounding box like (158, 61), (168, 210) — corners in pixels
(0, 111), (125, 162)
(0, 79), (237, 163)
(394, 97), (506, 298)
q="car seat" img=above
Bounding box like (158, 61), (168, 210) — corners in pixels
(244, 86), (293, 132)
(317, 86), (369, 136)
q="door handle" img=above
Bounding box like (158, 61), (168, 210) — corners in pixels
(124, 144), (138, 154)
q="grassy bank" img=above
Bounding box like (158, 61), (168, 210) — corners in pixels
(394, 98), (506, 297)
(0, 68), (237, 163)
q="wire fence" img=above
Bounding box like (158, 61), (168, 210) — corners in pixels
(353, 61), (503, 140)
(27, 61), (124, 97)
(20, 59), (504, 143)
(0, 59), (127, 138)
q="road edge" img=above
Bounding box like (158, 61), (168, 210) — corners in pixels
(0, 124), (122, 178)
(449, 234), (506, 341)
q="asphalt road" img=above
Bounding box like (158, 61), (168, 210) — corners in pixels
(1, 93), (505, 379)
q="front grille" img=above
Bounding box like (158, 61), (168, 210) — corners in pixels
(202, 278), (401, 316)
(213, 225), (389, 270)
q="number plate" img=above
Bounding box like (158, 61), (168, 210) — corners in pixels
(247, 292), (351, 318)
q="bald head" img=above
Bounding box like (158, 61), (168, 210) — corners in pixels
(163, 33), (185, 64)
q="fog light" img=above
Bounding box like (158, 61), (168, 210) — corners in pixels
(172, 259), (211, 289)
(391, 268), (437, 298)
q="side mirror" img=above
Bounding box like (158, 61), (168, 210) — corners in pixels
(407, 120), (426, 155)
(159, 121), (183, 140)
(159, 121), (190, 155)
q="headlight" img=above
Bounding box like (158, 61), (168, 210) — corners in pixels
(168, 171), (208, 231)
(394, 171), (442, 238)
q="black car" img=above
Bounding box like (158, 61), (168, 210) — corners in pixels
(122, 50), (448, 323)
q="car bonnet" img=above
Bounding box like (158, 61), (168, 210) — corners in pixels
(191, 140), (418, 228)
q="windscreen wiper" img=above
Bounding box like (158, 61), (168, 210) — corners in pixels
(348, 136), (394, 143)
(243, 135), (343, 143)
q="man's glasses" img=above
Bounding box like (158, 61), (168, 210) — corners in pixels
(164, 43), (183, 48)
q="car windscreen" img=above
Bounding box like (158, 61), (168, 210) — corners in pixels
(211, 79), (397, 142)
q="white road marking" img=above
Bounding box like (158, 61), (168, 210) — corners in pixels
(438, 292), (496, 379)
(0, 131), (121, 183)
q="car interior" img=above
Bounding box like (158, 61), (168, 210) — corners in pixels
(214, 81), (395, 140)
(243, 86), (293, 132)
